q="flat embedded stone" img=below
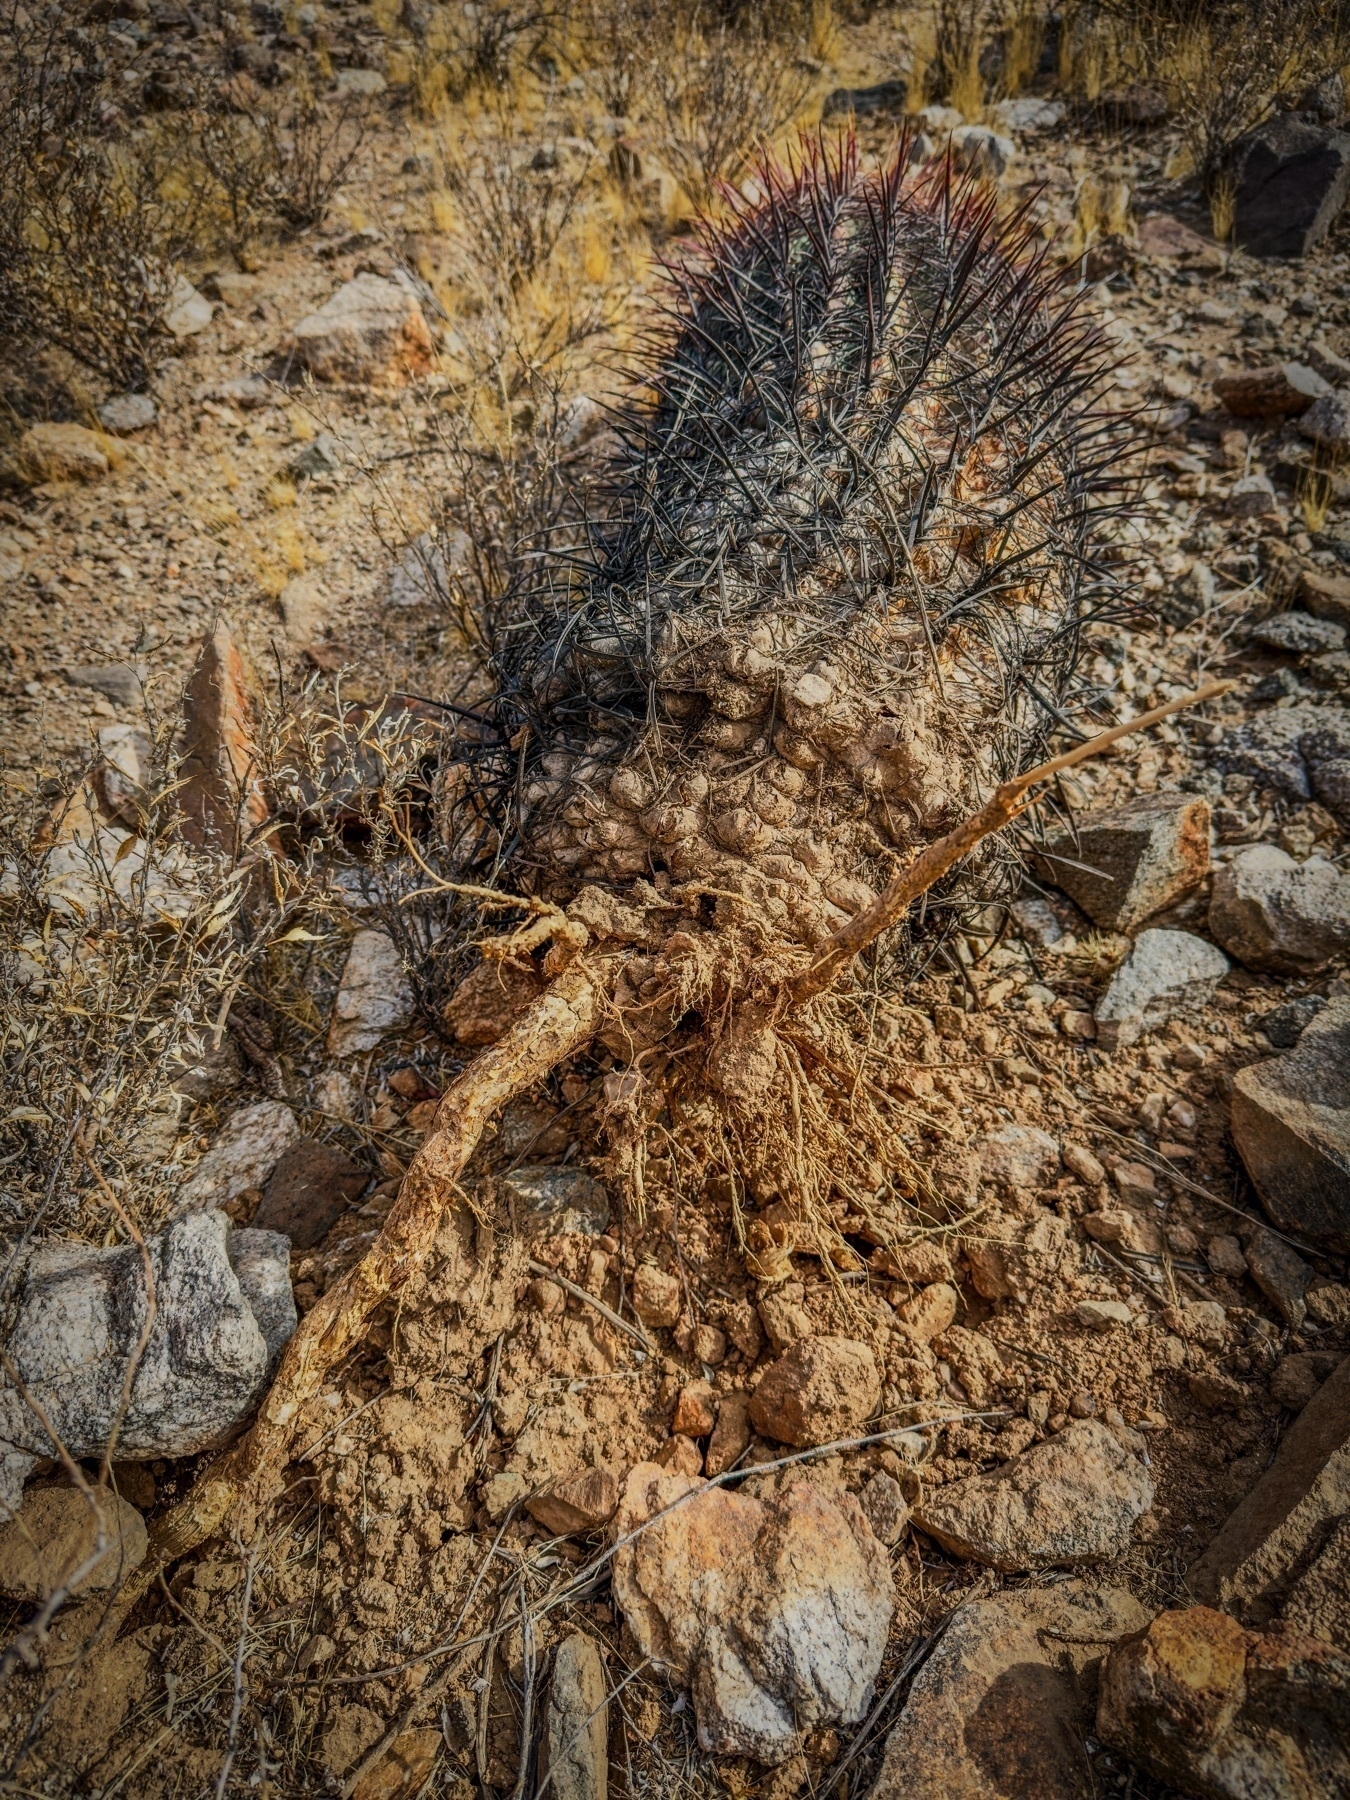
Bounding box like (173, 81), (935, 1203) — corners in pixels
(914, 1419), (1154, 1569)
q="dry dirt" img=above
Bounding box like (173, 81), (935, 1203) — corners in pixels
(1, 11), (1349, 1799)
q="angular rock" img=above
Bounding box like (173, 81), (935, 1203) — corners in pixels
(965, 1210), (1072, 1305)
(1244, 1226), (1312, 1327)
(895, 1281), (959, 1343)
(527, 1468), (619, 1537)
(1209, 844), (1350, 973)
(1302, 566), (1350, 629)
(872, 1585), (1149, 1800)
(995, 96), (1065, 131)
(1250, 611), (1346, 654)
(1213, 362), (1332, 415)
(705, 1391), (752, 1477)
(673, 1380), (717, 1437)
(442, 956), (543, 1046)
(0, 1486), (147, 1600)
(1191, 1351), (1350, 1645)
(66, 671), (145, 726)
(858, 1472), (910, 1546)
(949, 123), (1015, 177)
(1257, 994), (1327, 1047)
(0, 1211), (295, 1517)
(503, 1166), (610, 1238)
(328, 929), (415, 1056)
(1231, 114), (1350, 258)
(179, 1099), (300, 1212)
(1308, 1281), (1350, 1327)
(1098, 1606), (1350, 1798)
(631, 1263), (681, 1328)
(289, 274), (433, 385)
(611, 1465), (893, 1764)
(290, 431), (344, 480)
(253, 1138), (368, 1249)
(1303, 390), (1350, 462)
(913, 1419), (1154, 1570)
(1230, 997), (1350, 1252)
(544, 1632), (608, 1800)
(1270, 1352), (1340, 1411)
(1082, 1207), (1162, 1256)
(163, 274), (213, 337)
(97, 393), (157, 435)
(757, 1287), (814, 1353)
(1228, 472), (1279, 518)
(1076, 1298), (1133, 1331)
(177, 621), (269, 853)
(978, 1123), (1060, 1190)
(1034, 791), (1210, 932)
(1094, 928), (1229, 1050)
(1212, 701), (1350, 825)
(95, 721), (152, 825)
(748, 1336), (880, 1448)
(278, 572), (327, 640)
(19, 422), (109, 484)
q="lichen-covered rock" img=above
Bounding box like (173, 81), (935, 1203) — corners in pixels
(1094, 928), (1229, 1050)
(611, 1464), (893, 1764)
(1098, 1606), (1350, 1798)
(289, 273), (433, 384)
(179, 1100), (300, 1213)
(873, 1585), (1149, 1800)
(328, 929), (415, 1056)
(0, 1212), (296, 1518)
(1209, 844), (1350, 973)
(914, 1419), (1154, 1569)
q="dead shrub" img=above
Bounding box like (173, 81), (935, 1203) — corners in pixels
(650, 11), (814, 207)
(0, 4), (206, 391)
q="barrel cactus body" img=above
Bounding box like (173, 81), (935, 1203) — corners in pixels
(478, 138), (1129, 960)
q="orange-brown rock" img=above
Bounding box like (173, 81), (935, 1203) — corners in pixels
(442, 957), (544, 1046)
(611, 1464), (893, 1763)
(1098, 1606), (1350, 1797)
(526, 1468), (620, 1537)
(177, 621), (269, 853)
(749, 1336), (880, 1447)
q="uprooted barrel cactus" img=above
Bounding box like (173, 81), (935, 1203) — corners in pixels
(432, 137), (1132, 1183)
(461, 138), (1127, 937)
(138, 135), (1147, 1558)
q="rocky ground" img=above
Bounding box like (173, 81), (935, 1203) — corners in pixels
(1, 9), (1350, 1799)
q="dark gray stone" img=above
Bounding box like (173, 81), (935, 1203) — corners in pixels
(1250, 613), (1347, 655)
(290, 431), (344, 479)
(0, 1211), (296, 1518)
(502, 1166), (610, 1237)
(822, 79), (907, 118)
(1231, 997), (1350, 1253)
(1033, 790), (1211, 932)
(1232, 114), (1350, 258)
(1212, 702), (1350, 825)
(1257, 994), (1327, 1048)
(65, 664), (144, 708)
